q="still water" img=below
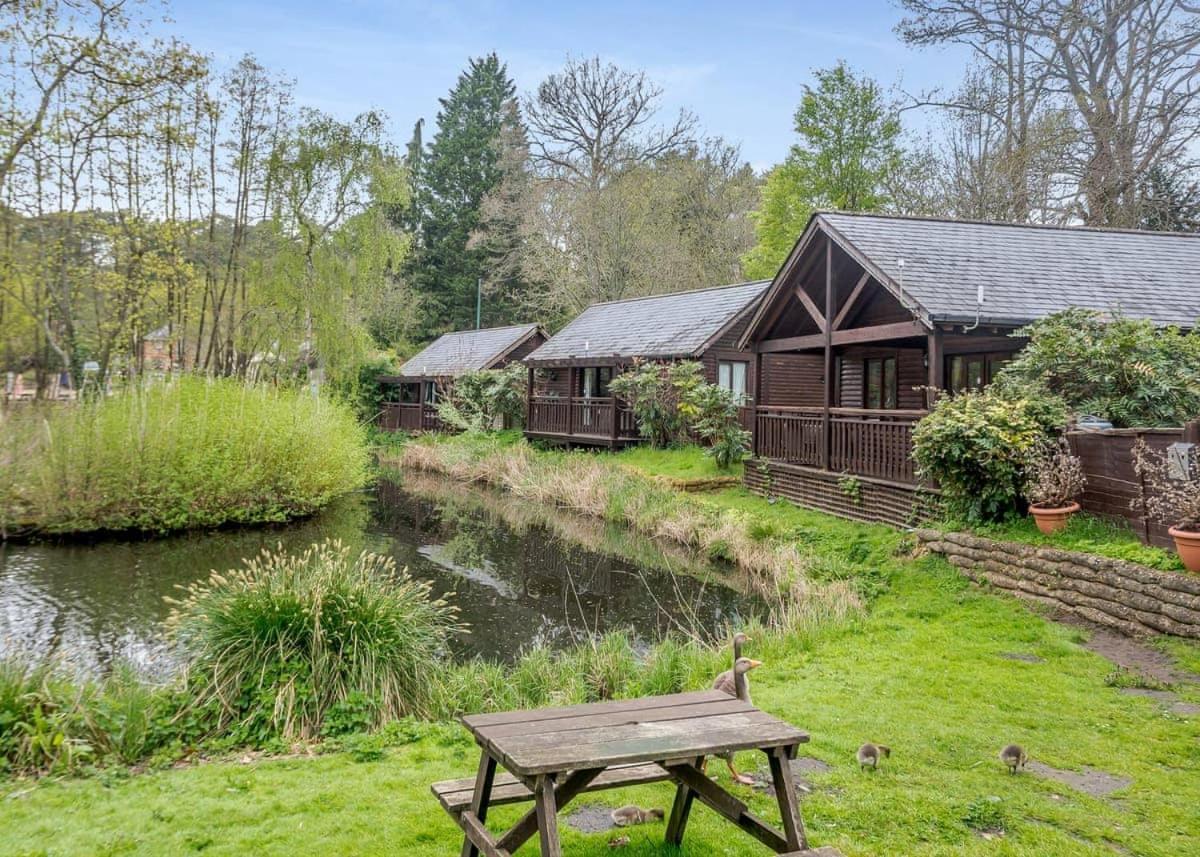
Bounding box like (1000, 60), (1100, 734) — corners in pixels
(0, 470), (758, 673)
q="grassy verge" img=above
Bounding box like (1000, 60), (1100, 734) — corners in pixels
(942, 512), (1184, 572)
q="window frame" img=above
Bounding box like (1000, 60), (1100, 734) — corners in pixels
(716, 359), (750, 405)
(863, 355), (899, 410)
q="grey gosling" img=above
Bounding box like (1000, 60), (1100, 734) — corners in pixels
(610, 806), (664, 827)
(1000, 744), (1027, 774)
(857, 742), (891, 771)
(710, 633), (762, 785)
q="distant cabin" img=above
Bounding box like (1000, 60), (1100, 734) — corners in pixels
(523, 281), (769, 447)
(740, 211), (1200, 525)
(379, 323), (547, 432)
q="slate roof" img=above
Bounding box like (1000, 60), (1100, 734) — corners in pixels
(397, 324), (543, 378)
(818, 212), (1200, 328)
(525, 281), (770, 365)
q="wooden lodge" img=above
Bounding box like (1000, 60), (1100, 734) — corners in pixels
(739, 212), (1200, 526)
(379, 323), (546, 432)
(523, 281), (769, 447)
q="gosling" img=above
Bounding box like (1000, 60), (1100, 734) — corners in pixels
(857, 742), (891, 771)
(1000, 744), (1027, 774)
(610, 805), (664, 827)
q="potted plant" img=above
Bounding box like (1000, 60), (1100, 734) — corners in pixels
(1134, 440), (1200, 572)
(1024, 439), (1086, 534)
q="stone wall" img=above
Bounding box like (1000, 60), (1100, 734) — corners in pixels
(916, 529), (1200, 639)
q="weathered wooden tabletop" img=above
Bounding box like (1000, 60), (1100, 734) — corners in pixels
(448, 689), (814, 856)
(462, 689), (809, 776)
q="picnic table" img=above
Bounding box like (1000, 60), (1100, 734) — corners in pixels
(433, 689), (835, 857)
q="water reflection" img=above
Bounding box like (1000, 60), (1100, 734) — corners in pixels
(0, 472), (758, 673)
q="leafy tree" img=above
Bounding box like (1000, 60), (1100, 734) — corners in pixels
(996, 309), (1200, 428)
(743, 63), (902, 279)
(435, 364), (527, 433)
(403, 55), (522, 336)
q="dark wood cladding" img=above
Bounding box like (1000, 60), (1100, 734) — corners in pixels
(1068, 428), (1185, 548)
(760, 354), (823, 407)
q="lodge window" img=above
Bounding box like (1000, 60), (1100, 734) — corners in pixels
(422, 381), (437, 404)
(398, 383), (419, 404)
(946, 353), (1011, 394)
(717, 360), (749, 404)
(864, 357), (898, 410)
(579, 367), (613, 398)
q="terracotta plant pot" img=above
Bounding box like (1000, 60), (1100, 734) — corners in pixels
(1169, 527), (1200, 574)
(1030, 501), (1080, 535)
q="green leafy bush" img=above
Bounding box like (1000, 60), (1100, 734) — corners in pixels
(0, 376), (370, 536)
(685, 382), (751, 469)
(329, 352), (399, 423)
(913, 386), (1067, 522)
(167, 540), (461, 741)
(997, 309), (1200, 427)
(436, 364), (526, 433)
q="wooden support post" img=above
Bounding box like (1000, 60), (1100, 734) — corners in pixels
(664, 756), (703, 846)
(461, 751), (498, 857)
(768, 745), (808, 851)
(525, 366), (534, 430)
(752, 349), (763, 457)
(534, 774), (561, 857)
(926, 328), (944, 409)
(821, 236), (833, 471)
(565, 368), (575, 439)
(1185, 419), (1200, 445)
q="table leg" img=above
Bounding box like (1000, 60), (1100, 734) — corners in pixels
(664, 756), (703, 846)
(767, 745), (808, 851)
(461, 748), (498, 857)
(534, 774), (561, 857)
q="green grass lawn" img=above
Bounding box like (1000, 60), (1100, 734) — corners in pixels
(4, 442), (1198, 856)
(614, 444), (744, 482)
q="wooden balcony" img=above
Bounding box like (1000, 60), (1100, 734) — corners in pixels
(754, 406), (926, 486)
(380, 402), (442, 433)
(525, 396), (641, 447)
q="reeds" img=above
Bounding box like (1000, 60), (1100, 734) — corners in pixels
(0, 376), (370, 536)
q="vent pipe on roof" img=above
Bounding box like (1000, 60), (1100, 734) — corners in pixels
(964, 285), (985, 332)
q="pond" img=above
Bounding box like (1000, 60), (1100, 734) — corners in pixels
(0, 470), (759, 674)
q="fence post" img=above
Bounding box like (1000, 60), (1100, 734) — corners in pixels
(1185, 419), (1200, 445)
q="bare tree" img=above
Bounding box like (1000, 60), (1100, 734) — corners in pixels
(524, 56), (698, 188)
(899, 0), (1200, 227)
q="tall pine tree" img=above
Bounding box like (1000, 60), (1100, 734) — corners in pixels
(402, 54), (521, 336)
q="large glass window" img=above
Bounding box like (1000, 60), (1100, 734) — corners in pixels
(947, 353), (1011, 394)
(865, 357), (898, 409)
(579, 367), (613, 398)
(717, 360), (749, 404)
(422, 381), (437, 404)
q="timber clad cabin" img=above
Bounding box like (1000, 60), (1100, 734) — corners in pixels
(741, 211), (1200, 526)
(523, 281), (769, 447)
(379, 323), (546, 432)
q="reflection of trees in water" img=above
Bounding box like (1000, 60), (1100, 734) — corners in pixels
(380, 471), (760, 658)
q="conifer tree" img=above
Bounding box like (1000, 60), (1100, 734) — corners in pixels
(402, 54), (522, 335)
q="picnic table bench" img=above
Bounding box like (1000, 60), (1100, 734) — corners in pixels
(433, 689), (841, 856)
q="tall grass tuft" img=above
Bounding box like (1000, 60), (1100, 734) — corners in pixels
(0, 376), (369, 537)
(167, 540), (461, 740)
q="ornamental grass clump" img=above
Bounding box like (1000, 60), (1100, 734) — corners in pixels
(167, 540), (461, 741)
(0, 375), (369, 536)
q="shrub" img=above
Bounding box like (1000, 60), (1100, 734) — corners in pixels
(329, 352), (399, 423)
(686, 382), (751, 469)
(996, 308), (1200, 427)
(436, 364), (526, 433)
(609, 360), (692, 446)
(913, 386), (1068, 522)
(1023, 438), (1086, 509)
(166, 540), (461, 740)
(0, 376), (370, 536)
(1133, 440), (1200, 532)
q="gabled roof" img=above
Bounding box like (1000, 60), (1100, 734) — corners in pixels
(525, 281), (769, 365)
(810, 211), (1199, 328)
(396, 324), (544, 378)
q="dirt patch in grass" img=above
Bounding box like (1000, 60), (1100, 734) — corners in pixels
(998, 651), (1045, 663)
(1121, 688), (1200, 716)
(1025, 760), (1133, 798)
(564, 804), (618, 834)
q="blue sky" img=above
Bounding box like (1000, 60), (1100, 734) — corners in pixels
(164, 0), (970, 170)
